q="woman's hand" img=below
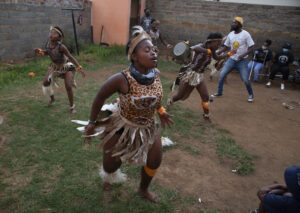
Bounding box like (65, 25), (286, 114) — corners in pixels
(158, 112), (174, 129)
(80, 70), (86, 78)
(34, 48), (44, 55)
(84, 123), (95, 142)
(77, 66), (86, 78)
(167, 44), (173, 49)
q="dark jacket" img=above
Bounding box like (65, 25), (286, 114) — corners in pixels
(274, 51), (294, 66)
(253, 47), (272, 64)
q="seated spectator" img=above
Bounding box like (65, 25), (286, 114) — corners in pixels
(251, 166), (300, 213)
(248, 39), (272, 82)
(266, 42), (294, 90)
(290, 59), (300, 84)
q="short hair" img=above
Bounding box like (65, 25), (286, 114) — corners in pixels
(207, 32), (223, 40)
(265, 39), (272, 46)
(283, 42), (292, 49)
(151, 19), (159, 24)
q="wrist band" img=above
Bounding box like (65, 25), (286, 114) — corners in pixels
(88, 120), (97, 124)
(38, 49), (45, 55)
(157, 107), (166, 115)
(207, 49), (211, 55)
(77, 65), (82, 71)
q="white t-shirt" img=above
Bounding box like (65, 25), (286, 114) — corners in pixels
(224, 30), (254, 61)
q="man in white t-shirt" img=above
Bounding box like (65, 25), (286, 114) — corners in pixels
(212, 17), (255, 102)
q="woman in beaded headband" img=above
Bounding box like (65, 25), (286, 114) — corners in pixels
(34, 26), (85, 113)
(76, 26), (174, 202)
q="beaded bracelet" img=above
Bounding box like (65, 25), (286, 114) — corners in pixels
(227, 51), (234, 57)
(157, 107), (166, 115)
(38, 49), (45, 55)
(88, 120), (97, 124)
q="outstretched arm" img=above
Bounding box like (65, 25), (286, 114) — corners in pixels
(212, 48), (237, 61)
(216, 45), (230, 55)
(159, 33), (172, 48)
(190, 44), (210, 54)
(34, 48), (48, 55)
(85, 73), (128, 139)
(60, 44), (80, 67)
(60, 44), (86, 77)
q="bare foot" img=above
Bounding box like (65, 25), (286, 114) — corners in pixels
(47, 98), (55, 106)
(0, 136), (6, 146)
(138, 188), (158, 203)
(70, 108), (77, 114)
(103, 182), (112, 191)
(203, 116), (212, 123)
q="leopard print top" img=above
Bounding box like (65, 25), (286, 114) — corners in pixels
(119, 68), (163, 126)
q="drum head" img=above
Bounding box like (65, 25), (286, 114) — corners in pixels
(173, 42), (188, 56)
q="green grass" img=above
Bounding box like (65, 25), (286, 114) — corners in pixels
(214, 135), (256, 175)
(0, 44), (253, 212)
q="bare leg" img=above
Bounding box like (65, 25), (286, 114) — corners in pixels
(172, 81), (194, 102)
(196, 81), (210, 122)
(166, 81), (194, 110)
(139, 133), (162, 202)
(102, 134), (122, 191)
(43, 70), (55, 106)
(64, 71), (76, 113)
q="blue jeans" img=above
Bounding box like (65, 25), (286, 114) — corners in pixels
(217, 58), (253, 96)
(248, 61), (264, 82)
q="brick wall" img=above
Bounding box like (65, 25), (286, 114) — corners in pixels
(147, 0), (300, 58)
(0, 0), (91, 62)
(0, 0), (91, 8)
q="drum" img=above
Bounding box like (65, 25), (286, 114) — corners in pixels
(173, 42), (190, 64)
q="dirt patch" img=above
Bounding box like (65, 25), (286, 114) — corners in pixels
(2, 65), (299, 212)
(159, 71), (300, 212)
(63, 66), (300, 212)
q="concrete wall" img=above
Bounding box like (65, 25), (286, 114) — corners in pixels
(0, 0), (91, 62)
(217, 0), (300, 7)
(147, 0), (300, 58)
(92, 0), (130, 45)
(92, 0), (146, 46)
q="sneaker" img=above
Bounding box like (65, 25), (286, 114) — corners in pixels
(248, 95), (254, 102)
(250, 208), (259, 213)
(281, 83), (285, 90)
(266, 82), (271, 87)
(211, 93), (222, 98)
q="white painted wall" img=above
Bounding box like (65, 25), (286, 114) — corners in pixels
(204, 0), (300, 7)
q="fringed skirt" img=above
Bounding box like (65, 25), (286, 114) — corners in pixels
(47, 62), (77, 87)
(179, 68), (204, 87)
(72, 102), (158, 166)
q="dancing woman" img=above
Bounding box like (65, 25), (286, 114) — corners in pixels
(83, 26), (174, 202)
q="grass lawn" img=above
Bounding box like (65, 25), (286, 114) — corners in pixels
(0, 45), (255, 213)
